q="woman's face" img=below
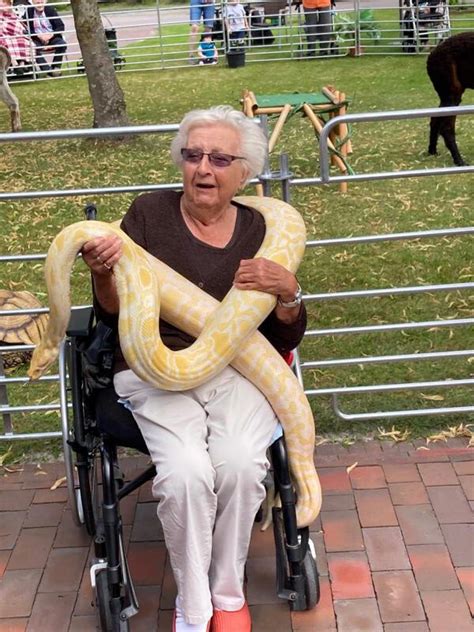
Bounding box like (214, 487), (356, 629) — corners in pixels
(181, 123), (247, 214)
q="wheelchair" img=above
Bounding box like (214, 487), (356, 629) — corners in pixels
(401, 0), (450, 53)
(77, 23), (125, 73)
(60, 304), (320, 631)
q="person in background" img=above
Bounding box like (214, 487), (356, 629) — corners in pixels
(26, 0), (66, 76)
(223, 0), (248, 44)
(0, 0), (32, 71)
(189, 0), (215, 63)
(197, 31), (218, 64)
(302, 0), (333, 57)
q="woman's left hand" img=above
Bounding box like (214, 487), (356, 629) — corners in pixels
(233, 257), (298, 301)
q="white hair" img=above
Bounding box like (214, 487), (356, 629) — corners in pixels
(170, 105), (267, 182)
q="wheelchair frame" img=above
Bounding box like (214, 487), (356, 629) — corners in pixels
(60, 306), (319, 631)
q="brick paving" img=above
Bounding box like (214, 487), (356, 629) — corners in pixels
(0, 439), (473, 631)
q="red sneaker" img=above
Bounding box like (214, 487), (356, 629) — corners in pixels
(211, 602), (251, 632)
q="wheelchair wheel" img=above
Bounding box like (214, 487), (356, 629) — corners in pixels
(76, 448), (100, 536)
(273, 508), (290, 596)
(302, 542), (320, 609)
(273, 508), (320, 610)
(96, 569), (114, 632)
(95, 569), (130, 632)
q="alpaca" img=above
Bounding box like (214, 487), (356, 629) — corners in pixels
(0, 46), (21, 132)
(427, 32), (474, 166)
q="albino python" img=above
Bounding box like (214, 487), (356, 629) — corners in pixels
(28, 195), (322, 527)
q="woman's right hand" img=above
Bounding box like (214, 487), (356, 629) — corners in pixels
(81, 236), (123, 277)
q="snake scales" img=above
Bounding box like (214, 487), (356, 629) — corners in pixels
(28, 195), (322, 527)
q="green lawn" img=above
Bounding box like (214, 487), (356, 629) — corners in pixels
(0, 52), (473, 462)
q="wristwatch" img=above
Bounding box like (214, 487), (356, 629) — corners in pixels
(277, 283), (303, 308)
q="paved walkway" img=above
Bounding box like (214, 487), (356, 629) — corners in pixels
(0, 438), (473, 631)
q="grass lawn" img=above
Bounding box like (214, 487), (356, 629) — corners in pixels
(0, 53), (473, 462)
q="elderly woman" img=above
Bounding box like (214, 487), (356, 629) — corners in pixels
(0, 0), (32, 69)
(81, 105), (306, 632)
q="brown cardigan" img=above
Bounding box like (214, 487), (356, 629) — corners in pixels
(95, 190), (306, 374)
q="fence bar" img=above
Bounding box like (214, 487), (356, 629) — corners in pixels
(0, 304), (91, 317)
(0, 404), (60, 413)
(306, 378), (474, 396)
(305, 318), (474, 337)
(0, 375), (59, 384)
(0, 177), (261, 202)
(305, 282), (474, 302)
(302, 349), (474, 369)
(331, 397), (474, 421)
(0, 254), (45, 262)
(0, 182), (182, 201)
(0, 124), (180, 144)
(0, 431), (62, 441)
(307, 227), (474, 248)
(295, 165), (474, 185)
(318, 105), (474, 182)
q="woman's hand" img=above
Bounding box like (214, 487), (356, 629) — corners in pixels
(81, 236), (123, 316)
(38, 33), (52, 44)
(81, 236), (123, 277)
(234, 258), (301, 324)
(233, 257), (298, 300)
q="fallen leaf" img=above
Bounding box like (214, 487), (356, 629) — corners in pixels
(427, 433), (448, 443)
(346, 461), (358, 474)
(50, 476), (67, 490)
(316, 437), (330, 446)
(0, 446), (13, 467)
(420, 393), (445, 401)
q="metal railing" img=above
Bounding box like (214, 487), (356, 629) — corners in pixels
(8, 0), (474, 80)
(0, 107), (473, 446)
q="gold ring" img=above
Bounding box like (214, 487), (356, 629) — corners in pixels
(103, 262), (112, 271)
(96, 255), (103, 264)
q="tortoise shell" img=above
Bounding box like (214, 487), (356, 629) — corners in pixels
(0, 290), (48, 346)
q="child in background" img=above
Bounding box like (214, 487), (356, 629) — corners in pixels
(197, 31), (218, 64)
(224, 0), (248, 43)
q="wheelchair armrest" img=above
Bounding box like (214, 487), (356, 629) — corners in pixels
(66, 306), (94, 338)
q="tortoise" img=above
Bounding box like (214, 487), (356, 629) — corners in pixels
(0, 290), (49, 370)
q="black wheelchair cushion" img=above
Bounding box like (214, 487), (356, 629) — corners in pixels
(93, 385), (149, 455)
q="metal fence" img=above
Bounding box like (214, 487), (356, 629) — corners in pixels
(8, 0), (474, 80)
(0, 105), (473, 446)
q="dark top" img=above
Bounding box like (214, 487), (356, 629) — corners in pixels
(26, 5), (65, 43)
(95, 190), (306, 374)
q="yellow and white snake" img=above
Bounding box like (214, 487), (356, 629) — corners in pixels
(28, 196), (322, 527)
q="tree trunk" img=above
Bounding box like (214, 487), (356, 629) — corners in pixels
(70, 0), (130, 128)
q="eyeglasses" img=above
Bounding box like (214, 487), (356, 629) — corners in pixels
(180, 148), (244, 168)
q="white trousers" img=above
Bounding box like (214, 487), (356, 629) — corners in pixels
(114, 366), (278, 625)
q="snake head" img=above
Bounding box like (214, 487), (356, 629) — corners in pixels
(27, 343), (59, 381)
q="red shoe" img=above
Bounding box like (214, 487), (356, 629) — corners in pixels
(211, 602), (251, 632)
(172, 609), (211, 631)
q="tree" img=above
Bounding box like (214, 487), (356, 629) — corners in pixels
(70, 0), (130, 128)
